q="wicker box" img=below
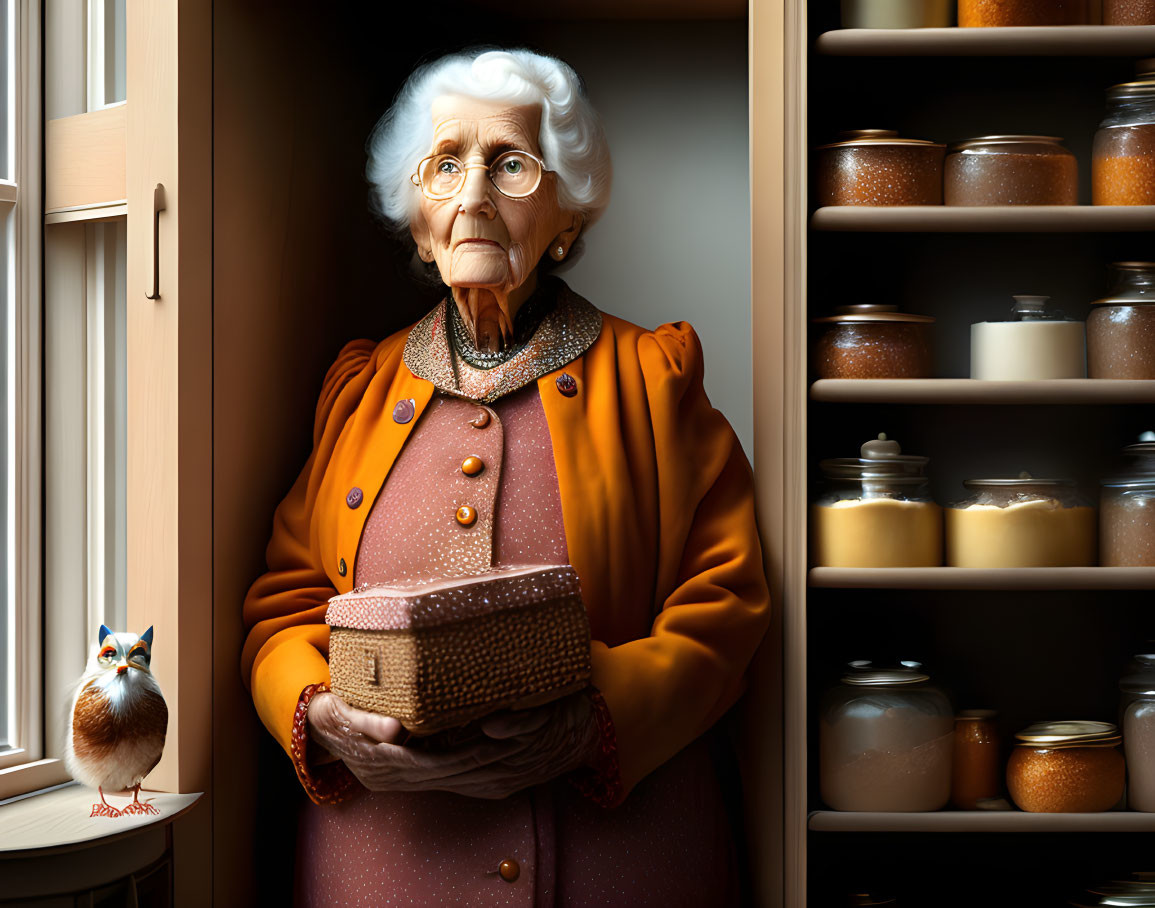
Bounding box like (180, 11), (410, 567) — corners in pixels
(325, 565), (591, 734)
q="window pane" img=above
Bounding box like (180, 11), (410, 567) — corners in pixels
(0, 208), (10, 749)
(105, 0), (125, 105)
(0, 0), (9, 179)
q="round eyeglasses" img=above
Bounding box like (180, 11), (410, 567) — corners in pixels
(411, 150), (547, 201)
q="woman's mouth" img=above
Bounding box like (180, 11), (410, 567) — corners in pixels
(453, 238), (503, 250)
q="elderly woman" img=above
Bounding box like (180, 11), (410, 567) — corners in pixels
(242, 48), (770, 905)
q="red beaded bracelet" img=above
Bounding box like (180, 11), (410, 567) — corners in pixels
(290, 683), (360, 806)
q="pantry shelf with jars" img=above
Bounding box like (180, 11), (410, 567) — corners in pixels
(816, 25), (1155, 56)
(780, 0), (1155, 902)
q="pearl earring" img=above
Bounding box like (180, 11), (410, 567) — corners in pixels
(556, 246), (565, 257)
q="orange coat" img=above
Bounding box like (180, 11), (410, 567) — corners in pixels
(241, 309), (771, 800)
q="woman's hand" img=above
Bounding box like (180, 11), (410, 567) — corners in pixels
(305, 690), (600, 798)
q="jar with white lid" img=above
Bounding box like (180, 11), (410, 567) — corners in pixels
(945, 474), (1097, 568)
(1120, 654), (1155, 811)
(1101, 432), (1155, 566)
(1087, 263), (1155, 379)
(970, 295), (1086, 380)
(811, 434), (942, 567)
(820, 661), (954, 812)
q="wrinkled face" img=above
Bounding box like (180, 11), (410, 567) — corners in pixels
(409, 95), (579, 297)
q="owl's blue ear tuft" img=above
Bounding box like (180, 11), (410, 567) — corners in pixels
(99, 624), (114, 646)
(141, 626), (154, 646)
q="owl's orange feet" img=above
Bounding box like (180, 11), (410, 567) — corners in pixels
(120, 785), (159, 816)
(90, 786), (122, 818)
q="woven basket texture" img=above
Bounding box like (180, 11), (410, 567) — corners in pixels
(329, 598), (591, 733)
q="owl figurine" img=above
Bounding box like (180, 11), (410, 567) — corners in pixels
(64, 624), (168, 818)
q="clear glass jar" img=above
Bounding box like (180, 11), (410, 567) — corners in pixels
(970, 295), (1086, 380)
(811, 434), (943, 567)
(820, 661), (954, 812)
(1100, 432), (1155, 566)
(1120, 654), (1155, 811)
(959, 0), (1088, 24)
(816, 131), (946, 206)
(1093, 82), (1155, 206)
(841, 0), (952, 27)
(1105, 0), (1155, 24)
(1087, 263), (1155, 379)
(1006, 721), (1125, 813)
(945, 475), (1097, 568)
(813, 304), (935, 379)
(951, 709), (1001, 809)
(945, 136), (1078, 206)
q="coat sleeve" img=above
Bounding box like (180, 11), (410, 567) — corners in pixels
(240, 338), (379, 771)
(588, 321), (771, 802)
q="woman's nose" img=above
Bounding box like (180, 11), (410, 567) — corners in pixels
(457, 165), (497, 218)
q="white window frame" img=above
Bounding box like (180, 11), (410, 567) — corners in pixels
(0, 0), (49, 797)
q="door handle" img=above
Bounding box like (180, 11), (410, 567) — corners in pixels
(145, 183), (166, 300)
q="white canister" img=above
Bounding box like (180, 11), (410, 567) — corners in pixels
(971, 295), (1086, 380)
(841, 0), (954, 28)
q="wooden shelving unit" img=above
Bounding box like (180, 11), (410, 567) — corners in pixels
(809, 567), (1155, 590)
(808, 810), (1155, 833)
(816, 25), (1155, 56)
(810, 379), (1155, 404)
(811, 205), (1155, 232)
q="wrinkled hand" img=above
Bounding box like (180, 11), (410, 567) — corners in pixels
(306, 690), (600, 799)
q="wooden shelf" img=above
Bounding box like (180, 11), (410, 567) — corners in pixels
(810, 379), (1155, 404)
(808, 567), (1155, 590)
(809, 810), (1155, 833)
(815, 25), (1155, 57)
(810, 206), (1155, 232)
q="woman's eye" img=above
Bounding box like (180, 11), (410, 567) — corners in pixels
(438, 160), (460, 174)
(503, 160), (523, 174)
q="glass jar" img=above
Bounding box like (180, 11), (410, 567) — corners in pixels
(1100, 432), (1155, 566)
(813, 304), (935, 379)
(959, 0), (1088, 24)
(945, 136), (1078, 206)
(1120, 654), (1155, 811)
(1105, 0), (1155, 23)
(945, 474), (1097, 568)
(970, 295), (1086, 380)
(842, 0), (952, 27)
(1093, 82), (1155, 206)
(816, 131), (945, 206)
(820, 661), (954, 812)
(1071, 879), (1155, 907)
(812, 434), (943, 567)
(1087, 263), (1155, 379)
(951, 709), (1001, 810)
(1007, 721), (1125, 813)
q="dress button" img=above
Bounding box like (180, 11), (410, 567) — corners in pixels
(455, 505), (478, 527)
(498, 859), (520, 883)
(345, 487), (363, 509)
(392, 398), (415, 424)
(556, 373), (577, 397)
(469, 408), (491, 429)
(461, 456), (484, 476)
(337, 557), (347, 577)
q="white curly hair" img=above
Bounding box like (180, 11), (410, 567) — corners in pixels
(365, 48), (612, 234)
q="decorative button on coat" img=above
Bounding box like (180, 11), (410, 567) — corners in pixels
(345, 487), (363, 509)
(392, 398), (416, 424)
(555, 373), (578, 397)
(337, 557), (347, 577)
(469, 409), (491, 428)
(498, 859), (520, 883)
(455, 505), (478, 527)
(461, 456), (484, 476)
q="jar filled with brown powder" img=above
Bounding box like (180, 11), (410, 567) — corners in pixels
(816, 131), (945, 207)
(959, 0), (1088, 24)
(1093, 81), (1155, 206)
(1100, 432), (1155, 566)
(1120, 654), (1155, 811)
(946, 136), (1078, 206)
(813, 304), (935, 379)
(1087, 263), (1155, 379)
(1105, 0), (1155, 23)
(1006, 721), (1125, 813)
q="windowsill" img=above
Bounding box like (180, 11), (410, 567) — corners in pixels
(0, 782), (202, 858)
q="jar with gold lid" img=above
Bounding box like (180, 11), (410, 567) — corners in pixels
(1101, 433), (1155, 566)
(820, 661), (954, 812)
(817, 131), (945, 207)
(1093, 82), (1155, 206)
(945, 474), (1097, 568)
(1120, 654), (1155, 811)
(1006, 721), (1125, 813)
(945, 136), (1078, 206)
(959, 0), (1088, 24)
(813, 304), (935, 379)
(812, 434), (942, 568)
(1087, 263), (1155, 379)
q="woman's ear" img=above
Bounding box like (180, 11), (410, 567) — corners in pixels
(409, 212), (435, 263)
(550, 213), (584, 261)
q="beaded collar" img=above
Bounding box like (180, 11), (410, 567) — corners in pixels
(403, 280), (602, 403)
